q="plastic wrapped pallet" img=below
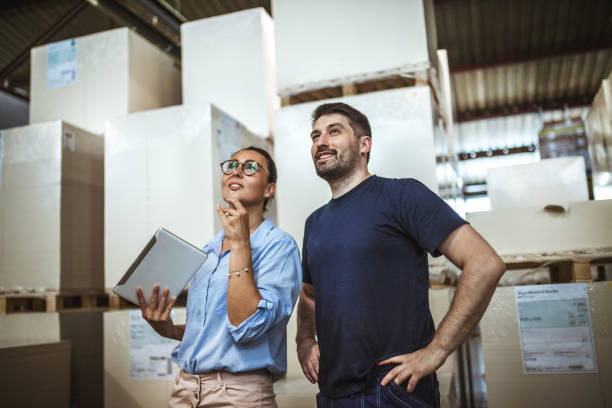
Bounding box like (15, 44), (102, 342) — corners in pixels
(104, 308), (186, 408)
(275, 288), (456, 407)
(486, 156), (589, 210)
(0, 310), (103, 408)
(273, 0), (434, 95)
(274, 87), (439, 248)
(0, 340), (71, 407)
(30, 28), (181, 134)
(181, 8), (278, 136)
(466, 199), (612, 256)
(480, 282), (612, 407)
(104, 104), (274, 288)
(0, 121), (104, 292)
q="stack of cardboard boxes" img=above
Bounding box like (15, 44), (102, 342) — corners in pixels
(1, 27), (180, 407)
(468, 157), (612, 407)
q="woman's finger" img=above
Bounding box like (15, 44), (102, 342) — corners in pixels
(136, 288), (148, 312)
(216, 204), (230, 222)
(216, 203), (235, 219)
(162, 296), (177, 320)
(157, 288), (169, 314)
(149, 284), (160, 310)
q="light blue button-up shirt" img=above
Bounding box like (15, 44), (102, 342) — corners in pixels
(171, 218), (302, 380)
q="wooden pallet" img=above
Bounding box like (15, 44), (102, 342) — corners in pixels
(501, 247), (612, 284)
(280, 68), (432, 107)
(0, 291), (108, 314)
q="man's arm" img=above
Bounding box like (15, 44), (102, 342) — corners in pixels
(296, 282), (320, 383)
(379, 224), (505, 391)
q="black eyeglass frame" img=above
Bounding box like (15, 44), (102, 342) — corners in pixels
(219, 159), (264, 176)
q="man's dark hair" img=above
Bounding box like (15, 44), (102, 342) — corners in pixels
(311, 102), (372, 162)
(238, 146), (277, 212)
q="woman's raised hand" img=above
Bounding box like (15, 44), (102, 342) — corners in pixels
(216, 198), (250, 244)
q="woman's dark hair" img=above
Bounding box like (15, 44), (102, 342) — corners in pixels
(237, 146), (277, 212)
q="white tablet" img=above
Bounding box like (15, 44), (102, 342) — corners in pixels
(113, 228), (208, 306)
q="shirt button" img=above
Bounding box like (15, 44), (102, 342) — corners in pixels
(194, 391), (198, 399)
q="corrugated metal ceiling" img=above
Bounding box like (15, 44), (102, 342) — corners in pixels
(435, 0), (612, 121)
(0, 0), (610, 124)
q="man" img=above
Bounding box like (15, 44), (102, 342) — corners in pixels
(297, 102), (505, 407)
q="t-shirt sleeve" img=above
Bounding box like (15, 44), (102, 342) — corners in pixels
(302, 218), (312, 284)
(396, 179), (468, 257)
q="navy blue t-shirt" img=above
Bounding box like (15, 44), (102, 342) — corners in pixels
(302, 176), (467, 399)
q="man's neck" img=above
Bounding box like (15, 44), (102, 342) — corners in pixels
(329, 167), (371, 199)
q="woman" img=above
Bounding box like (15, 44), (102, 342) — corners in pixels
(136, 146), (302, 408)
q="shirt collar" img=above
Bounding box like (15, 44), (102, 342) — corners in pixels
(203, 218), (274, 256)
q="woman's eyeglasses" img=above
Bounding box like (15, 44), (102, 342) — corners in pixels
(219, 159), (262, 176)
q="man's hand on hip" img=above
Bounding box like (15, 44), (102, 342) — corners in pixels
(297, 337), (320, 384)
(377, 343), (447, 393)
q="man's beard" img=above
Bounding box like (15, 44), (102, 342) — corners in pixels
(314, 144), (360, 182)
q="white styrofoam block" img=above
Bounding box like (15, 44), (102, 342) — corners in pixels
(30, 28), (180, 134)
(104, 309), (186, 408)
(466, 199), (612, 255)
(273, 0), (430, 93)
(104, 104), (273, 287)
(182, 8), (278, 136)
(486, 156), (589, 210)
(275, 87), (438, 248)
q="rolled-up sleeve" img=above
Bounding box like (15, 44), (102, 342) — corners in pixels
(225, 238), (302, 344)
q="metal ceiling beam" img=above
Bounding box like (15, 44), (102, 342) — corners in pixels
(455, 98), (590, 123)
(156, 0), (188, 23)
(451, 41), (612, 73)
(0, 0), (89, 88)
(133, 0), (183, 33)
(87, 0), (180, 59)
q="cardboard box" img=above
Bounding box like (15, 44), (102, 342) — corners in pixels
(0, 310), (103, 408)
(480, 282), (612, 407)
(275, 87), (439, 249)
(0, 340), (71, 408)
(181, 8), (278, 136)
(30, 28), (181, 134)
(486, 156), (589, 210)
(104, 104), (273, 289)
(104, 308), (186, 408)
(466, 199), (612, 256)
(273, 0), (433, 94)
(0, 121), (104, 292)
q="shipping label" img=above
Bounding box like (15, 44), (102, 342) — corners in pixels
(129, 310), (175, 379)
(515, 283), (597, 374)
(47, 38), (77, 89)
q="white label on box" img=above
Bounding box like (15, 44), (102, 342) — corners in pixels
(216, 111), (241, 161)
(63, 131), (76, 152)
(515, 283), (597, 374)
(47, 38), (77, 89)
(129, 310), (175, 379)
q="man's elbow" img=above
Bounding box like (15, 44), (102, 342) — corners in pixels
(487, 252), (506, 282)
